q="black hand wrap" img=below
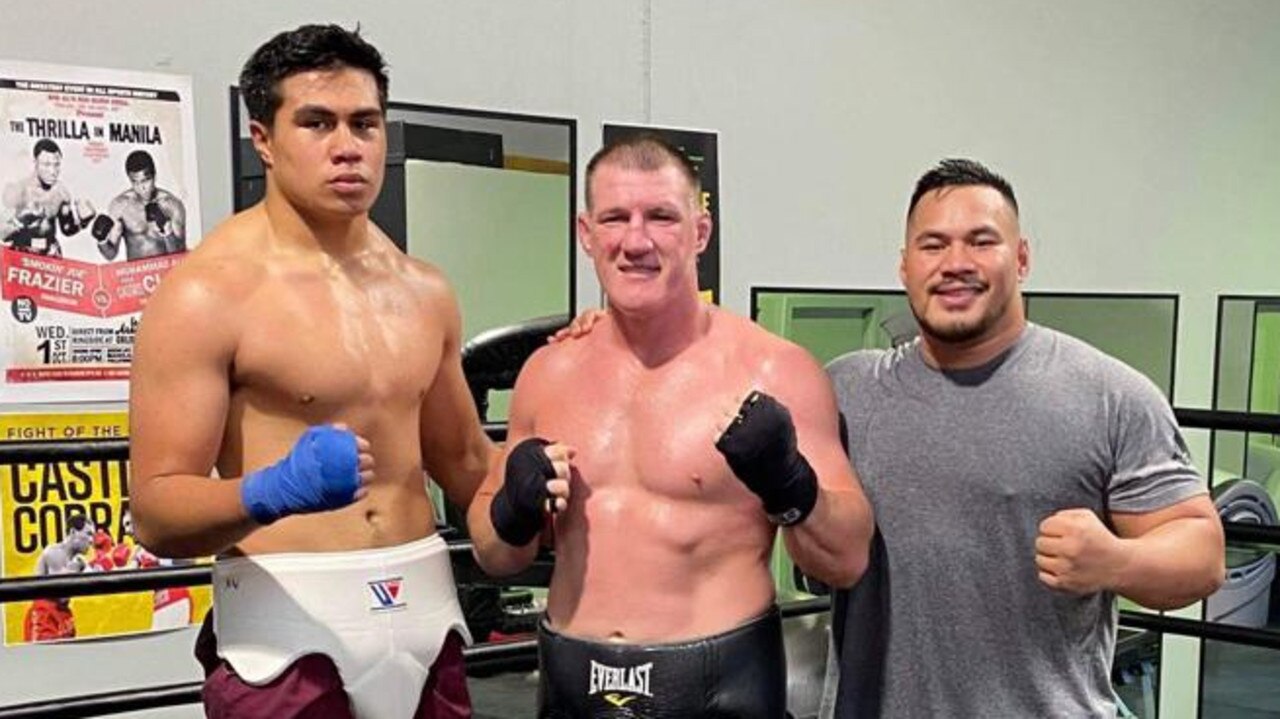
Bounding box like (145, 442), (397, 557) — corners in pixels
(715, 390), (819, 526)
(490, 437), (555, 546)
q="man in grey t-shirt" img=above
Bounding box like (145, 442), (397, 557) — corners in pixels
(824, 159), (1225, 718)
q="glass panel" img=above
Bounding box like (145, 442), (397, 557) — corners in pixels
(404, 158), (569, 344)
(1113, 627), (1162, 719)
(1024, 295), (1176, 398)
(753, 290), (913, 358)
(752, 290), (1177, 386)
(1210, 297), (1280, 644)
(1200, 639), (1280, 717)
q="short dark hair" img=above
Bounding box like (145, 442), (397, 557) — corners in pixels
(125, 150), (155, 177)
(33, 138), (60, 158)
(908, 158), (1018, 217)
(585, 132), (701, 209)
(239, 24), (389, 126)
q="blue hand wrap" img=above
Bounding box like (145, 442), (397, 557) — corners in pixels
(240, 426), (360, 525)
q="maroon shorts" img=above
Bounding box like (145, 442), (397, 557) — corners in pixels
(195, 614), (471, 718)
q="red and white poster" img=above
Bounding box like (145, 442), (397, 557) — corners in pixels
(0, 60), (200, 403)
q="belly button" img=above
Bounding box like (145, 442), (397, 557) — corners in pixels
(299, 393), (315, 405)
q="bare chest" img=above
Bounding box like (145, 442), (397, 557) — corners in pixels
(232, 274), (441, 418)
(539, 356), (753, 501)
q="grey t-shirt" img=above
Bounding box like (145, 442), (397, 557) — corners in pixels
(825, 323), (1205, 718)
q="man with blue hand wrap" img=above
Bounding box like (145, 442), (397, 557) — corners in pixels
(240, 425), (363, 525)
(128, 25), (495, 719)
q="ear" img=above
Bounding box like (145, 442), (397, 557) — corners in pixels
(898, 246), (907, 286)
(576, 211), (593, 256)
(248, 120), (273, 170)
(1016, 236), (1030, 282)
(694, 211), (712, 254)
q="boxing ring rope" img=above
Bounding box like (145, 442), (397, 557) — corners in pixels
(0, 599), (838, 718)
(2, 407), (1280, 717)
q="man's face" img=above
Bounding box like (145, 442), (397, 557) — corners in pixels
(128, 170), (156, 201)
(250, 66), (386, 218)
(900, 185), (1028, 346)
(577, 163), (710, 314)
(35, 150), (61, 187)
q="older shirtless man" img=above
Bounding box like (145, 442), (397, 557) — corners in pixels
(469, 135), (874, 718)
(129, 25), (492, 719)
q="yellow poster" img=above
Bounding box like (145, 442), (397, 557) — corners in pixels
(0, 411), (211, 645)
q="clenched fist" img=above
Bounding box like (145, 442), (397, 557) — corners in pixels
(1035, 508), (1123, 596)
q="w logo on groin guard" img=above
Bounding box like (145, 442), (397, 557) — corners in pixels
(368, 577), (405, 611)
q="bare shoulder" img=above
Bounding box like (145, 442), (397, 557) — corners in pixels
(713, 308), (822, 376)
(145, 211), (265, 319)
(388, 237), (459, 308)
(514, 314), (611, 393)
(711, 309), (830, 406)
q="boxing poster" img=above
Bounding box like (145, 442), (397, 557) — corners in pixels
(0, 60), (201, 403)
(602, 124), (720, 304)
(0, 412), (212, 645)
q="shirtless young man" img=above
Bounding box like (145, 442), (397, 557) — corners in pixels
(128, 25), (492, 719)
(468, 135), (874, 718)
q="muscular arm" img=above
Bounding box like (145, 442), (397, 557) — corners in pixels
(1109, 497), (1224, 609)
(770, 346), (875, 589)
(1036, 496), (1224, 609)
(419, 281), (494, 514)
(467, 351), (546, 576)
(128, 267), (256, 557)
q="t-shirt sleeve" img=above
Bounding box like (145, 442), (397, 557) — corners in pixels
(1107, 369), (1207, 513)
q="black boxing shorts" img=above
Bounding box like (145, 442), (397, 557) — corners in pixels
(537, 606), (786, 718)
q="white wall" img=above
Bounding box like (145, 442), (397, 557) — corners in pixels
(1, 0), (1277, 712)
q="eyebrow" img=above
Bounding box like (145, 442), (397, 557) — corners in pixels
(912, 222), (1002, 242)
(291, 105), (383, 120)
